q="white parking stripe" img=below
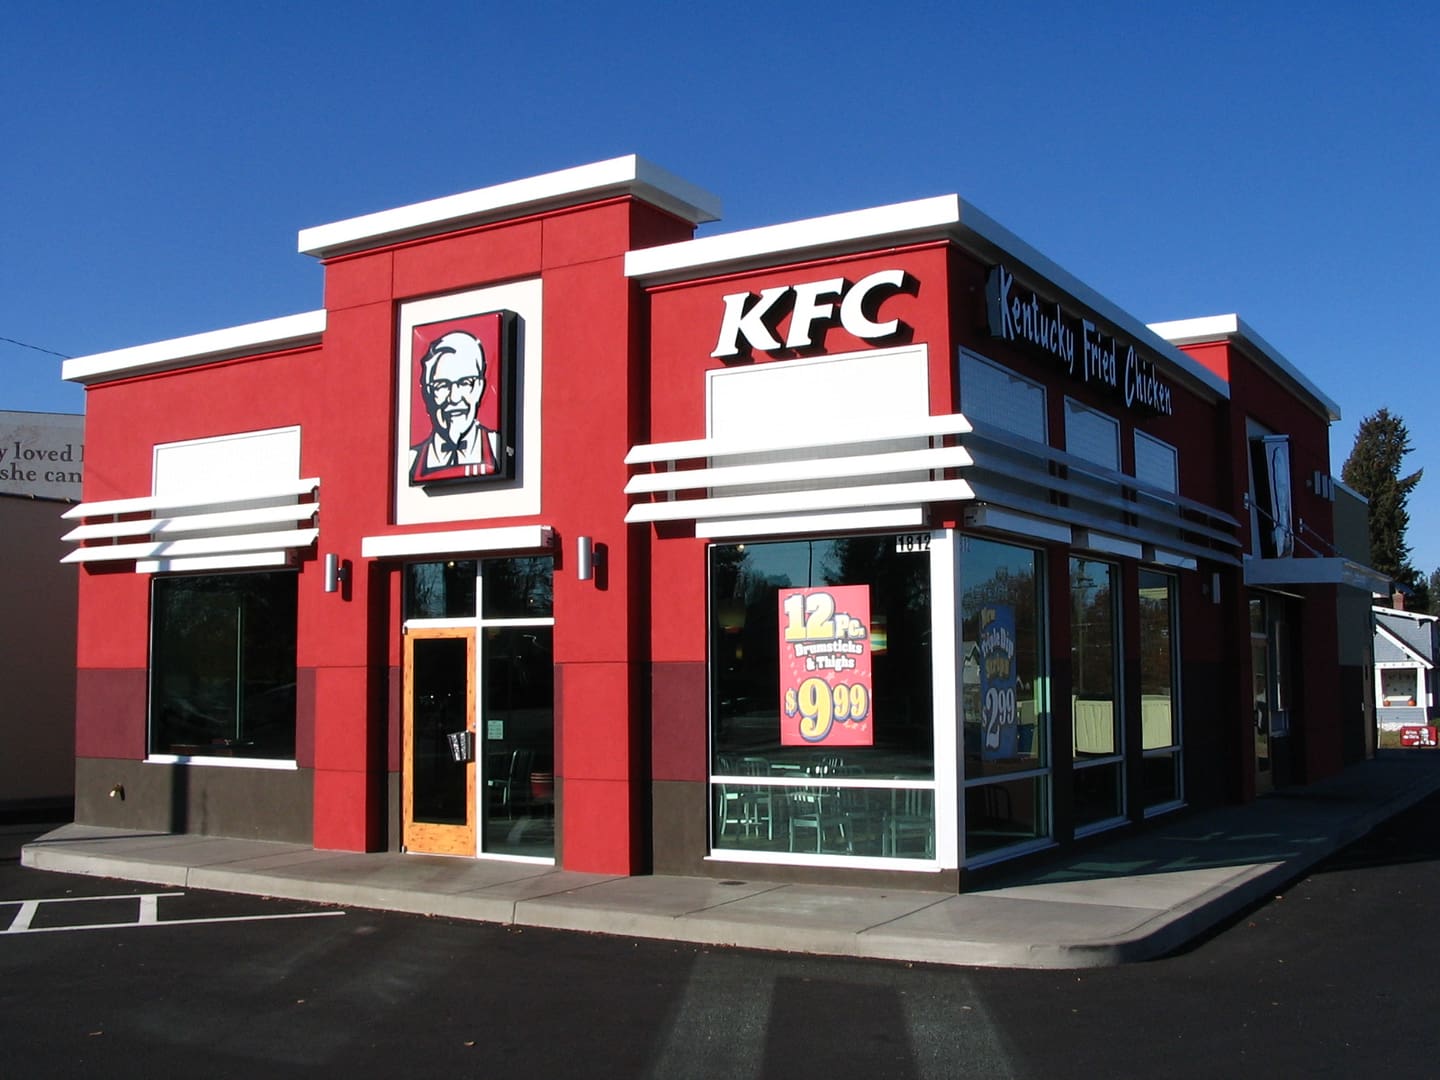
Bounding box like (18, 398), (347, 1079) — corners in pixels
(7, 911), (346, 935)
(0, 892), (343, 935)
(1, 892), (184, 905)
(7, 900), (39, 933)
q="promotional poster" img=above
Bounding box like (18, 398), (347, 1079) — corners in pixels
(778, 584), (874, 747)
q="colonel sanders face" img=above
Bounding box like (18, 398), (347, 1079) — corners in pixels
(420, 331), (486, 448)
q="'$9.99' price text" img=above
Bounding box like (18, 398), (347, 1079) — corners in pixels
(784, 678), (871, 742)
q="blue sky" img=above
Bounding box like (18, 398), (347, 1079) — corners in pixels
(3, 2), (1437, 568)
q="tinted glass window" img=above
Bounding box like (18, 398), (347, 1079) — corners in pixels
(481, 556), (554, 619)
(405, 561), (477, 619)
(150, 572), (297, 759)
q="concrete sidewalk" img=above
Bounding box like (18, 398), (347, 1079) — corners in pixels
(20, 752), (1440, 969)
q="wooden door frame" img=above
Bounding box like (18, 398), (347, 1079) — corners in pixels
(402, 626), (477, 855)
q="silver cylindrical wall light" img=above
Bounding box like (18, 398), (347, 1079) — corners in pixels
(576, 536), (594, 581)
(324, 552), (342, 593)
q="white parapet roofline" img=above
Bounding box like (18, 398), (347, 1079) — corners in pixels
(624, 195), (965, 279)
(1148, 314), (1341, 422)
(625, 193), (1229, 401)
(298, 155), (722, 259)
(62, 311), (327, 386)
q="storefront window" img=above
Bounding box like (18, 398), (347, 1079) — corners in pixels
(149, 572), (298, 759)
(961, 538), (1049, 859)
(1139, 570), (1182, 810)
(1071, 557), (1123, 831)
(709, 536), (934, 860)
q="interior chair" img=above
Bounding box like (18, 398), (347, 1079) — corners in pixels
(883, 788), (935, 858)
(488, 748), (533, 819)
(788, 785), (850, 853)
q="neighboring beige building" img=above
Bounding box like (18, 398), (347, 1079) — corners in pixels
(1333, 480), (1379, 761)
(1, 410), (83, 816)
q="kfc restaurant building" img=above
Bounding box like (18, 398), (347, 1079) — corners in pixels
(61, 156), (1382, 890)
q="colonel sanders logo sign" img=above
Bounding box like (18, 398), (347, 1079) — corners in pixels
(407, 311), (515, 485)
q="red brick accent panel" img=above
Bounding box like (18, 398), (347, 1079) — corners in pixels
(75, 668), (147, 759)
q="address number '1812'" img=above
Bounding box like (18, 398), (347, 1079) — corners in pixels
(894, 533), (931, 554)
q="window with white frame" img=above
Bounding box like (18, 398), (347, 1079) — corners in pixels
(708, 535), (938, 864)
(961, 537), (1050, 862)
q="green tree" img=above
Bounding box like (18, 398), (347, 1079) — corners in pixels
(1341, 408), (1423, 589)
(1408, 574), (1433, 615)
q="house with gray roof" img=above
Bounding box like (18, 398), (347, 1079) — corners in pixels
(1374, 605), (1437, 735)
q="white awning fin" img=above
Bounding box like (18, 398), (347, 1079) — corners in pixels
(61, 479), (320, 572)
(625, 414), (974, 531)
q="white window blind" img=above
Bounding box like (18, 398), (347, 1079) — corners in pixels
(958, 352), (1046, 443)
(1134, 431), (1178, 493)
(1064, 399), (1120, 470)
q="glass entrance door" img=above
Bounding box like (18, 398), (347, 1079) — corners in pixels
(1251, 639), (1272, 793)
(1250, 602), (1273, 795)
(402, 555), (556, 861)
(403, 628), (477, 855)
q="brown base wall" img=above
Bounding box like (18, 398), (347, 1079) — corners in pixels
(74, 757), (314, 845)
(386, 771), (402, 851)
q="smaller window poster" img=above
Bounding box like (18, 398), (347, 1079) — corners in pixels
(778, 585), (873, 747)
(979, 604), (1019, 760)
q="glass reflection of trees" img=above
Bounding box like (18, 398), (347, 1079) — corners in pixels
(405, 560), (477, 619)
(482, 556), (554, 618)
(1070, 560), (1116, 699)
(405, 557), (554, 621)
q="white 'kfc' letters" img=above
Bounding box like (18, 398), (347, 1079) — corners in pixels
(711, 269), (908, 358)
